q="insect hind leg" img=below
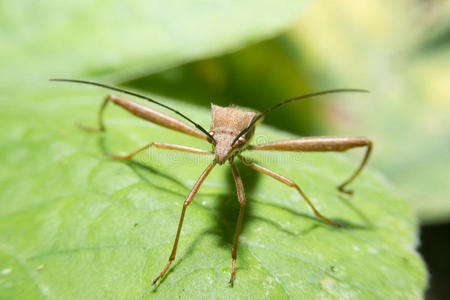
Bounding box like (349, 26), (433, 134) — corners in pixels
(77, 94), (112, 132)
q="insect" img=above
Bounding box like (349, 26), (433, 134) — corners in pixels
(51, 79), (372, 286)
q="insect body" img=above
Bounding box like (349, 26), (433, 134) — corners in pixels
(51, 79), (372, 286)
(210, 104), (259, 164)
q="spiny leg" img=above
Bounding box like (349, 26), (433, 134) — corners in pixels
(239, 155), (341, 227)
(229, 161), (247, 285)
(106, 142), (212, 160)
(247, 136), (372, 194)
(152, 160), (217, 285)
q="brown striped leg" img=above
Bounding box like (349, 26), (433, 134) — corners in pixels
(239, 155), (341, 227)
(152, 160), (217, 285)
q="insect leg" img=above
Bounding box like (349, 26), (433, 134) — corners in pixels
(152, 160), (217, 285)
(247, 137), (372, 194)
(78, 95), (111, 132)
(229, 161), (247, 285)
(81, 94), (208, 140)
(106, 142), (212, 160)
(239, 155), (341, 227)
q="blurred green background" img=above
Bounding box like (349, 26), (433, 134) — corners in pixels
(1, 0), (448, 298)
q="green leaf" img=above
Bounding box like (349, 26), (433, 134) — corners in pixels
(0, 0), (309, 87)
(0, 85), (426, 299)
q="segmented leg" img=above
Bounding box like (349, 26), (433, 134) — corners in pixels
(247, 136), (372, 194)
(77, 95), (110, 132)
(79, 94), (208, 140)
(152, 160), (217, 285)
(239, 155), (341, 227)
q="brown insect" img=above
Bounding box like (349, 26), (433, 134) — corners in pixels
(51, 79), (372, 286)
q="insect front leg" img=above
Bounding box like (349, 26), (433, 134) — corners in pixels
(229, 161), (247, 285)
(152, 160), (217, 286)
(239, 155), (341, 227)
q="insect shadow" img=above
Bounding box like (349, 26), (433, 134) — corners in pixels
(335, 194), (374, 229)
(97, 137), (187, 197)
(213, 159), (258, 252)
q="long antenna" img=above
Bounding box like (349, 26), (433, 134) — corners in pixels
(232, 88), (369, 145)
(49, 79), (215, 142)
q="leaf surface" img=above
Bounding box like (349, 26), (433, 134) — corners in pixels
(0, 85), (426, 299)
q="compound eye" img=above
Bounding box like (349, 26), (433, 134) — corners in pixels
(207, 131), (216, 145)
(237, 136), (246, 146)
